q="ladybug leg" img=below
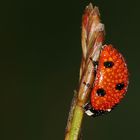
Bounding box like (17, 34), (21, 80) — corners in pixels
(89, 57), (98, 76)
(83, 59), (98, 88)
(83, 102), (94, 116)
(89, 57), (98, 68)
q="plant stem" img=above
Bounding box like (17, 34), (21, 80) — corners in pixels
(65, 3), (105, 140)
(65, 60), (96, 140)
(68, 105), (84, 140)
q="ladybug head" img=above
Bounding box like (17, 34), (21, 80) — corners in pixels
(83, 102), (112, 117)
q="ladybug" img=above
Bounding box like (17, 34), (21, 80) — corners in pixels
(83, 45), (129, 117)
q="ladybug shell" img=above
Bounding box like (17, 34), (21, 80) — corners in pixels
(91, 45), (129, 111)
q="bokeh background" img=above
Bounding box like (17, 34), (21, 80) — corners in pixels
(2, 0), (140, 140)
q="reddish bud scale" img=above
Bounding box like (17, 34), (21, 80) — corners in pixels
(91, 45), (129, 111)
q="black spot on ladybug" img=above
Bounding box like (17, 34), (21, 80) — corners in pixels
(115, 83), (125, 90)
(96, 88), (106, 96)
(104, 61), (114, 68)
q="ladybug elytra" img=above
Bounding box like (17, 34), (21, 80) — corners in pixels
(84, 45), (129, 117)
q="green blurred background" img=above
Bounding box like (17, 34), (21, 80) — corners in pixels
(1, 0), (140, 140)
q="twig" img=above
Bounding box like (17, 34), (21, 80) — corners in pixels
(65, 3), (105, 140)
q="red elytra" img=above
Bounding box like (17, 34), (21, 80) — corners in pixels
(91, 45), (129, 111)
